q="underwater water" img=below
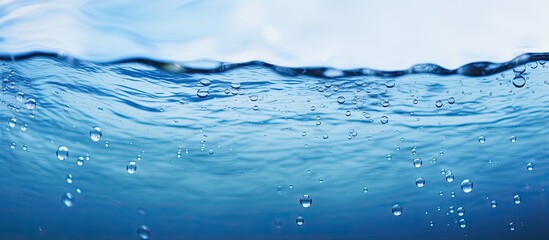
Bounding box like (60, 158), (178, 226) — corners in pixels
(0, 56), (548, 240)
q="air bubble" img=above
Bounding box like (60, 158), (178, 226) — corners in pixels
(8, 118), (16, 128)
(392, 204), (402, 216)
(66, 174), (73, 184)
(513, 195), (521, 204)
(415, 177), (425, 188)
(137, 225), (151, 239)
(478, 136), (486, 143)
(127, 161), (137, 174)
(510, 136), (516, 142)
(62, 193), (74, 207)
(199, 78), (211, 86)
(56, 146), (69, 161)
(380, 116), (389, 124)
(435, 100), (443, 108)
(461, 179), (473, 193)
(526, 162), (533, 171)
(491, 200), (497, 208)
(448, 97), (455, 104)
(89, 127), (102, 142)
(197, 89), (209, 98)
(445, 172), (455, 183)
(457, 207), (465, 216)
(459, 219), (467, 228)
(300, 195), (312, 208)
(413, 158), (422, 168)
(296, 216), (304, 226)
(337, 96), (345, 104)
(512, 76), (526, 88)
(385, 80), (395, 88)
(25, 98), (36, 110)
(509, 222), (516, 231)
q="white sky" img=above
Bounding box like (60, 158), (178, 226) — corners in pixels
(1, 0), (548, 70)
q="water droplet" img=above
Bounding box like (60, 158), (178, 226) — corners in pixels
(478, 136), (486, 143)
(300, 195), (312, 208)
(310, 106), (316, 111)
(413, 99), (418, 104)
(208, 149), (214, 155)
(10, 142), (16, 149)
(197, 89), (209, 98)
(413, 158), (422, 168)
(513, 195), (521, 204)
(448, 97), (455, 104)
(21, 124), (28, 131)
(25, 98), (36, 110)
(526, 162), (534, 171)
(253, 105), (259, 111)
(392, 204), (402, 216)
(296, 216), (304, 226)
(8, 118), (16, 128)
(459, 219), (467, 228)
(137, 225), (151, 240)
(199, 78), (211, 86)
(461, 179), (473, 193)
(385, 80), (395, 88)
(345, 110), (351, 116)
(66, 174), (73, 184)
(62, 193), (73, 207)
(429, 221), (434, 227)
(512, 76), (526, 88)
(127, 161), (137, 174)
(76, 188), (82, 194)
(445, 172), (455, 183)
(415, 177), (425, 188)
(337, 96), (345, 104)
(380, 116), (389, 124)
(509, 222), (516, 231)
(435, 100), (443, 108)
(322, 134), (329, 139)
(386, 154), (392, 161)
(56, 146), (69, 161)
(89, 126), (102, 142)
(510, 136), (517, 142)
(451, 192), (456, 198)
(363, 185), (368, 193)
(249, 94), (258, 101)
(491, 200), (497, 208)
(457, 207), (465, 216)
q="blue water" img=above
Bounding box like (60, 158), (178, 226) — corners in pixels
(1, 56), (548, 239)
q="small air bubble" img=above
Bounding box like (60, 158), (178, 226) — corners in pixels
(392, 204), (402, 216)
(512, 76), (526, 88)
(526, 162), (534, 171)
(56, 146), (69, 161)
(337, 96), (345, 104)
(415, 177), (425, 188)
(127, 161), (137, 174)
(513, 195), (521, 204)
(435, 100), (443, 108)
(300, 195), (312, 208)
(380, 116), (389, 124)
